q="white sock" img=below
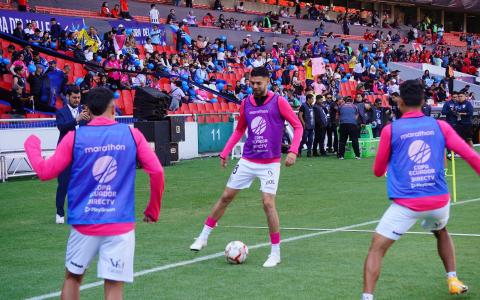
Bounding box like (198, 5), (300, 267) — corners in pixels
(362, 293), (374, 300)
(271, 244), (280, 257)
(447, 271), (457, 278)
(198, 225), (213, 240)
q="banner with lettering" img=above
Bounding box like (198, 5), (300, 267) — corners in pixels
(109, 20), (167, 45)
(0, 9), (84, 34)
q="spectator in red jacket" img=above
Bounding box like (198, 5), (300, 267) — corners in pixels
(120, 0), (133, 20)
(101, 2), (112, 17)
(111, 4), (120, 18)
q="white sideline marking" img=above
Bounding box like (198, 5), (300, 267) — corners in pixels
(25, 197), (480, 300)
(224, 226), (480, 237)
(25, 219), (378, 300)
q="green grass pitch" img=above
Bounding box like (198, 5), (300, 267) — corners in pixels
(0, 155), (478, 299)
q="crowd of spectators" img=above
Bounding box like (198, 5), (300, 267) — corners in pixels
(1, 2), (479, 118)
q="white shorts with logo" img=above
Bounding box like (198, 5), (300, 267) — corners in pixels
(65, 228), (135, 282)
(376, 202), (450, 241)
(226, 158), (281, 195)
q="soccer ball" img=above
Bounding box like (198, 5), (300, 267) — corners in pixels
(224, 241), (248, 264)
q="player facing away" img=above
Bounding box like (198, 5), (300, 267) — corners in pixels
(24, 88), (165, 300)
(190, 67), (303, 267)
(362, 80), (480, 300)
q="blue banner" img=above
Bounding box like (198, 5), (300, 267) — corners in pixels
(0, 9), (85, 35)
(109, 20), (166, 45)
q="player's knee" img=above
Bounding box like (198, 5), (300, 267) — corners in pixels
(262, 198), (275, 210)
(432, 227), (447, 238)
(220, 193), (235, 204)
(65, 271), (83, 284)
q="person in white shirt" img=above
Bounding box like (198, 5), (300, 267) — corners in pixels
(353, 62), (365, 80)
(312, 76), (327, 95)
(149, 4), (160, 24)
(144, 38), (154, 54)
(84, 46), (94, 61)
(236, 1), (245, 12)
(217, 49), (226, 68)
(186, 10), (197, 26)
(252, 55), (265, 68)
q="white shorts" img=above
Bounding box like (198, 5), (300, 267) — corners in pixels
(376, 202), (450, 241)
(65, 228), (135, 282)
(226, 159), (281, 195)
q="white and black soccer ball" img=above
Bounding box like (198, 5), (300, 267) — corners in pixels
(224, 241), (248, 264)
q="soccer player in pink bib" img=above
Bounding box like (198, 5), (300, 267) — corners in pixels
(190, 67), (303, 267)
(362, 80), (480, 300)
(24, 88), (164, 299)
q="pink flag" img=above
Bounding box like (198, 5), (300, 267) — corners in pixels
(312, 57), (326, 75)
(113, 34), (126, 53)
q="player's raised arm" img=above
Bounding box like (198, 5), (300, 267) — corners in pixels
(131, 128), (165, 222)
(24, 132), (74, 181)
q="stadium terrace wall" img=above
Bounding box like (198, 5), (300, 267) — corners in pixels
(388, 62), (480, 100)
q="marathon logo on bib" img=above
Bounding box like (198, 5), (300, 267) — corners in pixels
(84, 155), (118, 214)
(84, 144), (126, 154)
(407, 139), (435, 189)
(250, 116), (269, 152)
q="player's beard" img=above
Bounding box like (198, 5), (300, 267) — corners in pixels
(253, 87), (267, 98)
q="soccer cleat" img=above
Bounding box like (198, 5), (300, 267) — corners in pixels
(190, 238), (208, 251)
(262, 254), (281, 267)
(56, 214), (64, 224)
(448, 277), (468, 295)
(355, 156), (361, 160)
(338, 157), (344, 160)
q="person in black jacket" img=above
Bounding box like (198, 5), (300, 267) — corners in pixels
(13, 21), (26, 40)
(325, 95), (338, 153)
(50, 18), (62, 41)
(298, 94), (315, 157)
(313, 95), (328, 156)
(54, 86), (90, 224)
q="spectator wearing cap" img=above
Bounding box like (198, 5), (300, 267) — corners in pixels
(29, 28), (42, 44)
(50, 18), (62, 41)
(13, 21), (26, 40)
(45, 60), (58, 74)
(337, 96), (360, 160)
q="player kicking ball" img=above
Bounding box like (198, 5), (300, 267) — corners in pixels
(190, 67), (303, 267)
(24, 88), (164, 300)
(362, 80), (480, 300)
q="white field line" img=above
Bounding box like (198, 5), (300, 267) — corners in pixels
(225, 197), (480, 237)
(25, 219), (379, 300)
(224, 226), (480, 237)
(25, 197), (480, 300)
